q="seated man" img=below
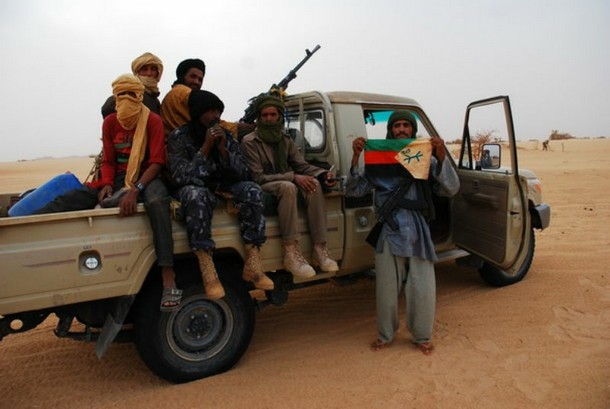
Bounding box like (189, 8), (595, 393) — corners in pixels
(35, 74), (179, 311)
(160, 58), (253, 138)
(160, 58), (205, 136)
(101, 52), (164, 118)
(167, 90), (274, 300)
(241, 95), (338, 279)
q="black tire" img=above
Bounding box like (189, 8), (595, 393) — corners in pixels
(478, 228), (535, 287)
(132, 276), (255, 383)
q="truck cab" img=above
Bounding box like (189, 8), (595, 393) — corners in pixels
(284, 91), (549, 286)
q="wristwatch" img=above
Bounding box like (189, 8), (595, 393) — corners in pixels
(135, 182), (145, 191)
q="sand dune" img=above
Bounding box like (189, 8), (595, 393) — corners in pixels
(1, 138), (609, 408)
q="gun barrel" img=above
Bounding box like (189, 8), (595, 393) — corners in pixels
(276, 44), (321, 90)
(241, 45), (321, 123)
(307, 44), (321, 56)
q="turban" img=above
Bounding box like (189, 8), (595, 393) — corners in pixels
(188, 90), (224, 121)
(175, 58), (206, 84)
(111, 74), (150, 189)
(131, 52), (163, 95)
(255, 94), (285, 118)
(386, 110), (418, 139)
(112, 73), (144, 96)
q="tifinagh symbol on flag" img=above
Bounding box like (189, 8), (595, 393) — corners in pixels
(364, 139), (432, 180)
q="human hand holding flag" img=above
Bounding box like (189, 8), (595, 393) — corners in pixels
(364, 138), (432, 179)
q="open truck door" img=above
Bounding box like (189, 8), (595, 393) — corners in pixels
(452, 96), (535, 286)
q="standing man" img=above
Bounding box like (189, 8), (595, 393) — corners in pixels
(101, 52), (164, 118)
(241, 95), (338, 279)
(346, 111), (459, 355)
(167, 90), (274, 300)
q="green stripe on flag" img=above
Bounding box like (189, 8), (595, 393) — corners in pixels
(365, 139), (416, 151)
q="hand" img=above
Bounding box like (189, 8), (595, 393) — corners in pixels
(351, 137), (366, 167)
(119, 189), (138, 216)
(324, 171), (337, 188)
(353, 137), (366, 156)
(430, 136), (446, 163)
(209, 124), (229, 160)
(210, 124), (226, 146)
(294, 174), (319, 194)
(97, 185), (113, 204)
(201, 127), (218, 156)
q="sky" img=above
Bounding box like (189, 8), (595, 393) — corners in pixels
(0, 0), (608, 162)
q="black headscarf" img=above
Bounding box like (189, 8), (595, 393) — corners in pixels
(187, 90), (224, 144)
(173, 58), (206, 86)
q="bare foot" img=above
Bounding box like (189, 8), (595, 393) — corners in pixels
(415, 342), (434, 355)
(370, 339), (392, 352)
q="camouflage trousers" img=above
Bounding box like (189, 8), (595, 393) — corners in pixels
(176, 181), (266, 251)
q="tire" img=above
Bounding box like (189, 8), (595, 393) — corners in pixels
(478, 228), (535, 287)
(132, 276), (255, 384)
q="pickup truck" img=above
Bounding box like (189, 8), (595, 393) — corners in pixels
(0, 92), (550, 383)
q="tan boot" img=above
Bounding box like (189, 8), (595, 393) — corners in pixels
(312, 242), (339, 272)
(195, 250), (225, 300)
(283, 240), (316, 278)
(243, 244), (274, 290)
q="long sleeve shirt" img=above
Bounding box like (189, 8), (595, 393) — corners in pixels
(167, 125), (251, 191)
(241, 131), (326, 185)
(345, 156), (460, 261)
(98, 112), (165, 188)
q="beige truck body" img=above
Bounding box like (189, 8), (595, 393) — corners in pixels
(0, 92), (550, 383)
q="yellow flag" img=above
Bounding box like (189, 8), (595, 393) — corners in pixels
(394, 139), (432, 179)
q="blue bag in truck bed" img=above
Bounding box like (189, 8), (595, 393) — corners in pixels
(8, 173), (82, 217)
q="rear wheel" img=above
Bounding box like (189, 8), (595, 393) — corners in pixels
(133, 275), (255, 383)
(478, 228), (535, 287)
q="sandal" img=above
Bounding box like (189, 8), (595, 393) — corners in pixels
(370, 339), (392, 352)
(415, 342), (434, 355)
(160, 287), (183, 312)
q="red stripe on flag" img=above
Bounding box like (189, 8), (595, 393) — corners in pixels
(364, 151), (399, 165)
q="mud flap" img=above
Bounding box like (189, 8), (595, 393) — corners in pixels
(95, 295), (135, 358)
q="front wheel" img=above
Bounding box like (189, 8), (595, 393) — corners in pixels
(133, 278), (255, 383)
(478, 228), (535, 287)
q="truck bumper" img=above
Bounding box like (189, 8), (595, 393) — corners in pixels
(533, 203), (551, 230)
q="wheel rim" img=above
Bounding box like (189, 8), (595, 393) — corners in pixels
(164, 294), (234, 362)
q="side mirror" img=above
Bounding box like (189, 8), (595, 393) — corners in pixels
(479, 143), (501, 170)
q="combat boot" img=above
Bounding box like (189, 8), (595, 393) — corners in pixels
(283, 240), (316, 278)
(311, 242), (339, 272)
(243, 244), (274, 290)
(195, 250), (225, 300)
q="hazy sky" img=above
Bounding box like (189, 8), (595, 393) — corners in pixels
(0, 0), (608, 161)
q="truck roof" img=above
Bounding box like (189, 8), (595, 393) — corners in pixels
(287, 91), (421, 108)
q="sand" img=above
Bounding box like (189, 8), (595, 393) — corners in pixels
(1, 138), (609, 408)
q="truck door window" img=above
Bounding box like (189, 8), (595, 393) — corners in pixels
(287, 109), (325, 152)
(463, 103), (514, 173)
(363, 109), (430, 140)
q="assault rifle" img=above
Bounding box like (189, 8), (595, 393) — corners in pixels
(240, 44), (321, 123)
(365, 176), (415, 247)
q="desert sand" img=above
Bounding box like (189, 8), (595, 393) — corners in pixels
(0, 138), (609, 408)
